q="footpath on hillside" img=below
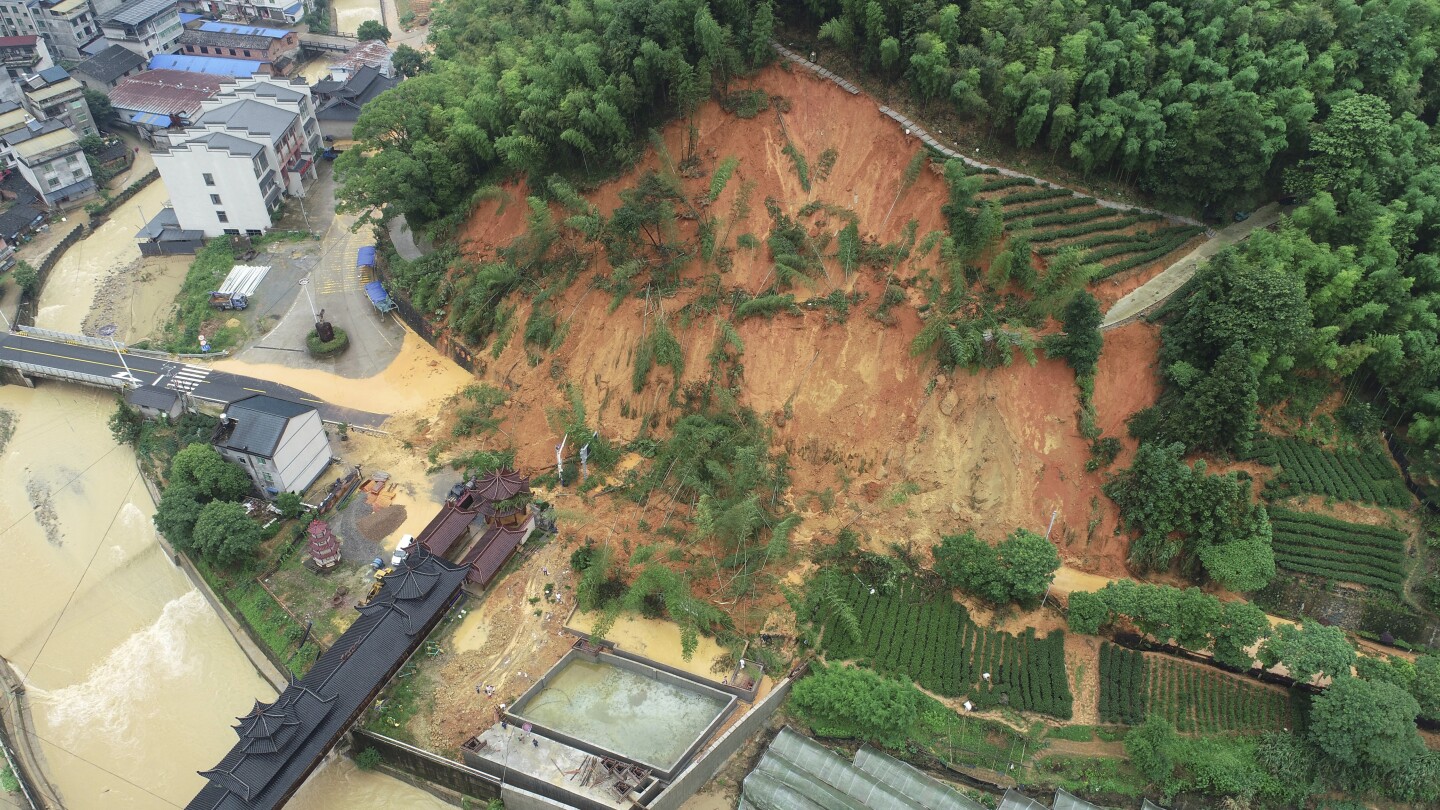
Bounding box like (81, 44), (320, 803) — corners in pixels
(1101, 203), (1285, 328)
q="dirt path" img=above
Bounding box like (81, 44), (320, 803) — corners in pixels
(1101, 203), (1285, 328)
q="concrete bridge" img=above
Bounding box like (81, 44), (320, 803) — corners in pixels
(0, 325), (386, 427)
(299, 32), (359, 54)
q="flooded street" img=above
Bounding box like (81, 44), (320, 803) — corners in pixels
(331, 0), (382, 37)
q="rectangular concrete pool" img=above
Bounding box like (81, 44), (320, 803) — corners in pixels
(508, 651), (734, 777)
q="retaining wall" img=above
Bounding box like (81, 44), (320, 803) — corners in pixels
(350, 729), (501, 804)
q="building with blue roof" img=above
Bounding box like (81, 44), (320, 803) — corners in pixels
(179, 20), (300, 75)
(149, 52), (264, 77)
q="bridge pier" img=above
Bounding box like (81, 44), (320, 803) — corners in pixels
(0, 366), (33, 388)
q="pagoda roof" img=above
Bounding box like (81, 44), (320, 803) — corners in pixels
(473, 468), (529, 501)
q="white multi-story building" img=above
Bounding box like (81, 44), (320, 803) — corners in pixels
(192, 0), (307, 25)
(153, 75), (320, 236)
(20, 65), (94, 135)
(0, 102), (95, 205)
(30, 0), (98, 62)
(99, 0), (179, 59)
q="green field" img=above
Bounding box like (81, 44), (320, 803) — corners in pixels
(819, 577), (1073, 718)
(1269, 507), (1409, 592)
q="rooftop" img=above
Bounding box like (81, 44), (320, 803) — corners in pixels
(12, 126), (77, 163)
(136, 207), (204, 241)
(0, 203), (41, 238)
(179, 131), (264, 157)
(25, 76), (82, 105)
(105, 0), (180, 26)
(188, 548), (469, 810)
(77, 43), (147, 83)
(221, 78), (304, 103)
(314, 66), (397, 122)
(109, 69), (224, 118)
(181, 28), (275, 51)
(330, 40), (390, 73)
(214, 394), (314, 459)
(198, 21), (289, 39)
(0, 35), (38, 48)
(125, 386), (181, 411)
(46, 0), (87, 16)
(149, 53), (263, 77)
(195, 98), (297, 144)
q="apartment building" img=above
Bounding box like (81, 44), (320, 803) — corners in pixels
(20, 65), (94, 135)
(100, 0), (181, 58)
(0, 102), (95, 205)
(153, 74), (318, 235)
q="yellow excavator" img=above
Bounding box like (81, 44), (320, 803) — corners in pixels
(363, 567), (395, 604)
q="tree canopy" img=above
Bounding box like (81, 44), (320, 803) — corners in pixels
(932, 527), (1060, 607)
(1258, 619), (1356, 684)
(790, 663), (924, 748)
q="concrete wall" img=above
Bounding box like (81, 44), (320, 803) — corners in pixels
(155, 141), (272, 236)
(502, 783), (582, 810)
(649, 676), (794, 810)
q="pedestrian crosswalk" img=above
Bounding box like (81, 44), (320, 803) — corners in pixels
(164, 364), (211, 393)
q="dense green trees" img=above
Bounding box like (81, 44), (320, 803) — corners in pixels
(1257, 620), (1356, 684)
(790, 663), (923, 748)
(338, 0), (773, 228)
(1044, 291), (1103, 377)
(1104, 442), (1274, 590)
(932, 527), (1060, 607)
(191, 501), (265, 567)
(1308, 677), (1425, 784)
(152, 444), (260, 567)
(1065, 582), (1269, 670)
(794, 0), (1440, 209)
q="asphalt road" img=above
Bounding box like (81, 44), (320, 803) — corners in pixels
(0, 331), (388, 428)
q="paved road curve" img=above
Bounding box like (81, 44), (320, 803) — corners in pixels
(0, 331), (388, 427)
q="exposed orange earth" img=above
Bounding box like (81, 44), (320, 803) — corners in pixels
(410, 65), (1200, 628)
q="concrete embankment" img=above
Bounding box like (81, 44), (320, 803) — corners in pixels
(1, 656), (58, 809)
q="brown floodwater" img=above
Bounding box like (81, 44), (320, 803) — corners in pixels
(0, 182), (452, 809)
(331, 0), (382, 37)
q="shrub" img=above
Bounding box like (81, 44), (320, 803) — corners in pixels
(354, 748), (382, 770)
(306, 327), (349, 357)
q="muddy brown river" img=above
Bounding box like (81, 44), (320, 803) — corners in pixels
(0, 187), (450, 807)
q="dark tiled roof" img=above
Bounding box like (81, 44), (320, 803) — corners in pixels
(182, 131), (263, 157)
(195, 98), (296, 144)
(414, 496), (480, 560)
(187, 548), (468, 810)
(314, 65), (397, 122)
(216, 395), (314, 459)
(464, 524), (528, 586)
(77, 44), (147, 82)
(125, 385), (180, 410)
(0, 203), (40, 237)
(181, 28), (275, 51)
(473, 468), (529, 501)
(35, 65), (68, 84)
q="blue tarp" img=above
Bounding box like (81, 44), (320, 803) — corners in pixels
(356, 245), (377, 267)
(179, 12), (202, 23)
(364, 280), (389, 305)
(130, 111), (172, 127)
(284, 2), (302, 16)
(147, 54), (263, 76)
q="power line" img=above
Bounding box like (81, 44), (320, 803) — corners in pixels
(22, 726), (185, 809)
(0, 441), (127, 539)
(26, 472), (140, 674)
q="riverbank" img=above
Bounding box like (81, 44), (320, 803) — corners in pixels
(0, 655), (53, 809)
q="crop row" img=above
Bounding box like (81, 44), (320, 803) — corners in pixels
(1271, 531), (1406, 571)
(1145, 657), (1288, 733)
(1251, 436), (1410, 506)
(1082, 229), (1199, 264)
(996, 187), (1072, 206)
(819, 577), (1073, 718)
(1271, 552), (1404, 592)
(1001, 197), (1093, 222)
(1015, 207), (1119, 230)
(1027, 215), (1158, 243)
(1272, 507), (1405, 539)
(1090, 234), (1198, 280)
(1098, 643), (1147, 724)
(978, 176), (1035, 193)
(1270, 520), (1407, 560)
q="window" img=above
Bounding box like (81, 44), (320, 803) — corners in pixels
(228, 48), (235, 55)
(216, 211), (228, 223)
(65, 153), (77, 164)
(203, 172), (214, 186)
(210, 194), (221, 205)
(246, 229), (262, 236)
(46, 176), (59, 187)
(199, 45), (207, 53)
(242, 49), (250, 56)
(223, 228), (239, 235)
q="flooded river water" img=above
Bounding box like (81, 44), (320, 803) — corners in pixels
(0, 192), (452, 808)
(331, 0), (382, 37)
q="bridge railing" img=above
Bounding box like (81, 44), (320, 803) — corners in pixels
(2, 359), (129, 390)
(16, 324), (117, 350)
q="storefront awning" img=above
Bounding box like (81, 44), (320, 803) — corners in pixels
(129, 111), (172, 128)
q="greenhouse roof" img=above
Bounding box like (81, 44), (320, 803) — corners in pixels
(738, 728), (985, 810)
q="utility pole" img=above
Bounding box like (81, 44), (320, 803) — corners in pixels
(1039, 509), (1059, 610)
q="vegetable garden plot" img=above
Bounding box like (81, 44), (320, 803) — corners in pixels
(1249, 435), (1410, 507)
(1268, 507), (1409, 592)
(1143, 656), (1289, 733)
(1097, 642), (1147, 724)
(819, 578), (1073, 718)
